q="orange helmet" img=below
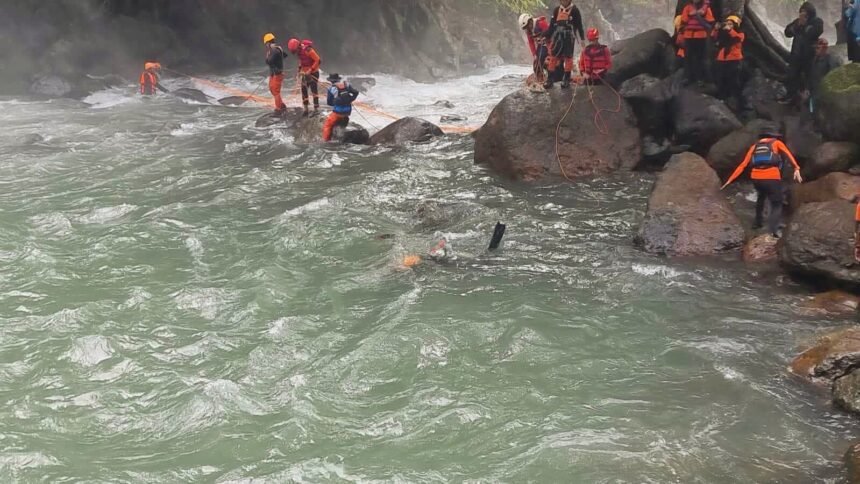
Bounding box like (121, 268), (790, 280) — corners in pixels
(144, 62), (161, 71)
(402, 255), (422, 268)
(287, 38), (300, 52)
(587, 28), (599, 41)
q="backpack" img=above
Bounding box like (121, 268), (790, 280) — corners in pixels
(752, 139), (781, 168)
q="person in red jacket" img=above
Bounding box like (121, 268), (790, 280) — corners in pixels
(713, 15), (745, 107)
(520, 14), (551, 84)
(139, 62), (168, 96)
(288, 38), (322, 116)
(579, 28), (612, 83)
(680, 0), (715, 85)
(722, 131), (803, 237)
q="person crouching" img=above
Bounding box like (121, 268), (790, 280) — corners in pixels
(323, 74), (359, 142)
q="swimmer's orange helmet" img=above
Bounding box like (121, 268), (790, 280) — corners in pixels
(402, 255), (422, 268)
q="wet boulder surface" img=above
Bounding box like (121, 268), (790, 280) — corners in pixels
(370, 117), (444, 145)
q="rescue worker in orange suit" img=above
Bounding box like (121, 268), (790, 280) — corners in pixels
(713, 15), (745, 107)
(722, 132), (803, 237)
(323, 74), (359, 142)
(579, 28), (612, 84)
(139, 62), (168, 96)
(680, 0), (715, 85)
(288, 38), (322, 117)
(519, 14), (551, 84)
(263, 33), (288, 116)
(544, 0), (585, 89)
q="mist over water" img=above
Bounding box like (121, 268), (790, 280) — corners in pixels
(0, 67), (857, 482)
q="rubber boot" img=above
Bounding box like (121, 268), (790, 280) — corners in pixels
(543, 79), (554, 89)
(561, 72), (571, 89)
(302, 103), (309, 118)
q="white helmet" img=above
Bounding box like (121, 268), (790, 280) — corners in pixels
(518, 13), (531, 30)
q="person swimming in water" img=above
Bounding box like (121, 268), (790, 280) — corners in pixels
(398, 222), (506, 269)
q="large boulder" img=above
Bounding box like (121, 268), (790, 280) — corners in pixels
(790, 173), (860, 208)
(804, 142), (860, 180)
(790, 328), (860, 382)
(798, 290), (860, 316)
(29, 75), (72, 98)
(619, 73), (681, 138)
(846, 442), (860, 484)
(816, 63), (860, 144)
(474, 86), (640, 181)
(255, 109), (370, 145)
(783, 115), (822, 168)
(741, 69), (792, 122)
(834, 370), (860, 415)
(779, 200), (860, 290)
(707, 119), (779, 179)
(672, 89), (743, 154)
(171, 88), (210, 103)
(635, 152), (744, 256)
(605, 29), (675, 87)
(370, 117), (444, 145)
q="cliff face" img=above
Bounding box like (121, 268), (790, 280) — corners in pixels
(0, 0), (523, 95)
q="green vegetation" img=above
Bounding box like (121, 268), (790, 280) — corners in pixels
(494, 0), (546, 13)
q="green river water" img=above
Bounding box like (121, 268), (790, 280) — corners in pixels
(0, 68), (857, 483)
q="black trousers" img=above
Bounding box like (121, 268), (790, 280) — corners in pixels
(715, 61), (741, 101)
(753, 179), (784, 234)
(684, 38), (708, 83)
(301, 71), (320, 108)
(849, 38), (860, 63)
(785, 57), (810, 99)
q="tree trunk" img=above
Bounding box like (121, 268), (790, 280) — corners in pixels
(675, 0), (789, 78)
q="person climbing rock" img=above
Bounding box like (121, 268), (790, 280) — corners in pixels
(780, 2), (824, 104)
(579, 28), (612, 84)
(520, 14), (551, 84)
(323, 74), (359, 142)
(845, 0), (860, 62)
(288, 38), (322, 116)
(680, 0), (715, 86)
(807, 39), (842, 113)
(263, 33), (288, 116)
(139, 62), (168, 96)
(713, 14), (744, 108)
(722, 131), (803, 237)
(544, 0), (585, 89)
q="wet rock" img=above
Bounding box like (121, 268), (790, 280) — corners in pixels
(835, 370), (860, 415)
(619, 73), (680, 138)
(816, 63), (860, 144)
(474, 86), (640, 181)
(434, 100), (455, 109)
(171, 88), (210, 103)
(218, 96), (249, 106)
(846, 442), (860, 484)
(635, 152), (744, 256)
(18, 134), (44, 145)
(349, 77), (376, 93)
(790, 328), (860, 382)
(256, 108), (370, 145)
(743, 234), (779, 263)
(800, 290), (860, 316)
(779, 200), (860, 290)
(707, 119), (779, 179)
(255, 111), (288, 128)
(640, 136), (672, 170)
(790, 173), (860, 209)
(481, 54), (505, 69)
(742, 69), (792, 122)
(29, 75), (72, 98)
(370, 117), (444, 145)
(805, 142), (860, 180)
(672, 89), (742, 154)
(440, 114), (466, 123)
(332, 124), (371, 145)
(604, 29), (675, 87)
(783, 115), (822, 169)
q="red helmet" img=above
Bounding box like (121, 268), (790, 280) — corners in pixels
(287, 38), (300, 52)
(587, 28), (599, 41)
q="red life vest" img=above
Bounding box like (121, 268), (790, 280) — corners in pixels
(140, 71), (157, 95)
(297, 40), (319, 69)
(581, 44), (611, 75)
(532, 16), (550, 46)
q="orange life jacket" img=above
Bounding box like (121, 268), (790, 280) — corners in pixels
(556, 5), (573, 23)
(715, 29), (745, 61)
(140, 71), (157, 95)
(580, 44), (612, 75)
(682, 4), (714, 39)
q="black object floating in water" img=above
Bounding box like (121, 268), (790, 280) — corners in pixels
(488, 222), (506, 251)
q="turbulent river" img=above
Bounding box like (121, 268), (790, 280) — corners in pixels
(0, 66), (857, 483)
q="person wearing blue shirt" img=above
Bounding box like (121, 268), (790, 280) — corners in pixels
(847, 0), (860, 62)
(323, 73), (359, 142)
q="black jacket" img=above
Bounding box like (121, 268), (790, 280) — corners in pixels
(784, 2), (824, 60)
(265, 44), (287, 75)
(547, 5), (585, 42)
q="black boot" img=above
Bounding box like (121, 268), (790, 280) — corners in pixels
(302, 104), (309, 117)
(543, 79), (554, 89)
(561, 72), (571, 89)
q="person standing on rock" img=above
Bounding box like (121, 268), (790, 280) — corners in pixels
(579, 28), (612, 84)
(807, 39), (842, 113)
(263, 33), (288, 116)
(519, 14), (551, 85)
(722, 132), (804, 237)
(139, 62), (168, 96)
(680, 0), (716, 86)
(845, 0), (860, 62)
(544, 0), (585, 89)
(780, 3), (824, 104)
(712, 15), (744, 108)
(323, 74), (359, 142)
(288, 38), (322, 117)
